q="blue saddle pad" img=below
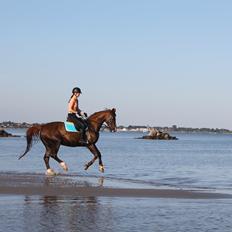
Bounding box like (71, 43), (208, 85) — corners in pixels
(64, 121), (78, 132)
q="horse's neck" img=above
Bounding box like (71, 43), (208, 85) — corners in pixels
(88, 113), (106, 132)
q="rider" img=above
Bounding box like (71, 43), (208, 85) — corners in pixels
(67, 87), (88, 145)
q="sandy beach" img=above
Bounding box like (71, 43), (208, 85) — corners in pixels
(0, 172), (231, 199)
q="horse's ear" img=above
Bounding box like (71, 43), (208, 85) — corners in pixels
(112, 108), (116, 113)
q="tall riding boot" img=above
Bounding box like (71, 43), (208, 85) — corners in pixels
(79, 129), (88, 145)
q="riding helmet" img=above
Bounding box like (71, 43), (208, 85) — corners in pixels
(72, 87), (82, 94)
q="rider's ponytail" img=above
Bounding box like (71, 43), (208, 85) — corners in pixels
(68, 94), (74, 103)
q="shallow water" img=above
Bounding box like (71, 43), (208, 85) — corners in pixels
(1, 130), (232, 192)
(1, 130), (232, 231)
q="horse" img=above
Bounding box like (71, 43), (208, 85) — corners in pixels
(19, 108), (117, 175)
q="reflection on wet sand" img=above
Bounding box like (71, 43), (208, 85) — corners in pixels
(98, 176), (104, 187)
(23, 195), (112, 232)
(43, 174), (105, 188)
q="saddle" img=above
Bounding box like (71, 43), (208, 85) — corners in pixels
(64, 121), (88, 133)
(64, 121), (90, 144)
(64, 121), (78, 132)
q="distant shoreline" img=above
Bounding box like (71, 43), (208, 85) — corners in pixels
(1, 121), (232, 134)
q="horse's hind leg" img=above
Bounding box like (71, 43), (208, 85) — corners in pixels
(42, 138), (66, 175)
(51, 154), (68, 171)
(47, 142), (68, 172)
(85, 144), (104, 173)
(44, 151), (56, 176)
(47, 145), (69, 172)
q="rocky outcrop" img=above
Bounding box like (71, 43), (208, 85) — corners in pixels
(137, 127), (178, 140)
(0, 129), (19, 137)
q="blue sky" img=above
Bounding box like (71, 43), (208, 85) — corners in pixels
(0, 1), (232, 128)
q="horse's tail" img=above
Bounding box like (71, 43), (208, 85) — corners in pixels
(18, 125), (42, 160)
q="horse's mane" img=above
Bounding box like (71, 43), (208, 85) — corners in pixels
(88, 109), (111, 119)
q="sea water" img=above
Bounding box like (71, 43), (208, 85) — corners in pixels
(1, 130), (232, 231)
(1, 129), (232, 192)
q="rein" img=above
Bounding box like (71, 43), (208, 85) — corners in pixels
(86, 117), (111, 132)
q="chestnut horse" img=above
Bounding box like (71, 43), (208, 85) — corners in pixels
(19, 108), (117, 175)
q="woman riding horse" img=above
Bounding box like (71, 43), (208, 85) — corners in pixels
(67, 87), (88, 145)
(19, 108), (117, 175)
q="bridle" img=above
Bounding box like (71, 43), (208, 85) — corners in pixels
(105, 116), (113, 125)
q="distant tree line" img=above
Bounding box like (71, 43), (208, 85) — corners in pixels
(1, 121), (232, 134)
(0, 121), (36, 128)
(118, 125), (232, 134)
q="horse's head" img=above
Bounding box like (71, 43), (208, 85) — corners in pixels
(88, 108), (117, 133)
(105, 108), (117, 132)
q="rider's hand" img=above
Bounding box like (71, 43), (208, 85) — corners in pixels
(80, 111), (88, 118)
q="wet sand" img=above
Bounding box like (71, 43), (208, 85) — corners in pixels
(0, 172), (231, 199)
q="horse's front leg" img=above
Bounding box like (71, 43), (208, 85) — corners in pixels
(85, 144), (104, 173)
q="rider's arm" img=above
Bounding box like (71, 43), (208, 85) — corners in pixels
(76, 103), (82, 115)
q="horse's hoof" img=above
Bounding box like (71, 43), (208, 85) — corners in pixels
(99, 165), (104, 173)
(46, 169), (56, 176)
(60, 162), (68, 171)
(84, 164), (89, 170)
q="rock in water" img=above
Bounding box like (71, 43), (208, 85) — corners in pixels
(137, 127), (178, 140)
(0, 129), (19, 137)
